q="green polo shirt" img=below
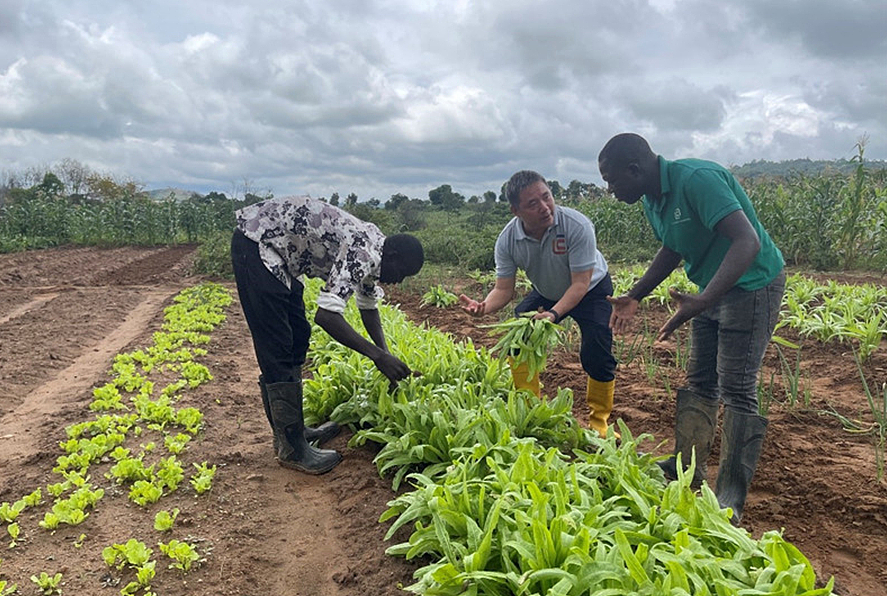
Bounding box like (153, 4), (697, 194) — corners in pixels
(642, 156), (784, 291)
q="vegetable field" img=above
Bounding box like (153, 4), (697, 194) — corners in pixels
(0, 246), (885, 596)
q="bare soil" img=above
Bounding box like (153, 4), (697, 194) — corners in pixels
(0, 245), (885, 596)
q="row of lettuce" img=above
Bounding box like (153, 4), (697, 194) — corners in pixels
(0, 283), (230, 596)
(300, 280), (836, 596)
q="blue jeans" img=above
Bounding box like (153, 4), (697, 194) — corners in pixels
(687, 271), (785, 415)
(514, 273), (617, 383)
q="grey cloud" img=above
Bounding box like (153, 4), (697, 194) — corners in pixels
(1, 0), (885, 202)
(0, 0), (25, 37)
(737, 0), (887, 61)
(0, 57), (126, 137)
(486, 0), (654, 89)
(612, 78), (728, 132)
(802, 77), (887, 126)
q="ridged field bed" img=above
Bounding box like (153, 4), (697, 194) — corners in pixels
(0, 245), (884, 596)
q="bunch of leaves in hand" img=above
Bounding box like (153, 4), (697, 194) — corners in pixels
(484, 314), (562, 380)
(420, 284), (458, 308)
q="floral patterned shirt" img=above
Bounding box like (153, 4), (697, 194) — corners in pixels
(235, 195), (385, 313)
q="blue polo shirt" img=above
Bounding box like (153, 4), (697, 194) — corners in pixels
(643, 156), (784, 291)
(495, 205), (608, 301)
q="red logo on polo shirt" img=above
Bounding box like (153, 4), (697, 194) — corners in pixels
(552, 234), (567, 255)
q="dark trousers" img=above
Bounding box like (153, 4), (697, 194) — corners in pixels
(514, 273), (617, 382)
(687, 270), (786, 415)
(231, 229), (311, 384)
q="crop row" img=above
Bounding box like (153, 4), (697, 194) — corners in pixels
(301, 280), (836, 595)
(608, 265), (887, 362)
(0, 283), (230, 596)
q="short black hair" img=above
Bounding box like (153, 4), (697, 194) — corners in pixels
(504, 170), (547, 208)
(598, 133), (655, 168)
(384, 233), (424, 276)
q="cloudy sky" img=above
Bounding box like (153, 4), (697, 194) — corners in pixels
(1, 0), (884, 201)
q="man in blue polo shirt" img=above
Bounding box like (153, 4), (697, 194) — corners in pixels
(598, 133), (785, 525)
(458, 170), (618, 438)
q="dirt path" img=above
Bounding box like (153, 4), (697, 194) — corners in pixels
(0, 292), (58, 326)
(0, 245), (417, 596)
(0, 246), (885, 596)
(0, 288), (176, 464)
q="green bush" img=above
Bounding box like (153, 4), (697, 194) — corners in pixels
(193, 231), (233, 278)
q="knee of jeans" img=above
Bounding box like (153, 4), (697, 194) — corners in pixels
(687, 371), (718, 399)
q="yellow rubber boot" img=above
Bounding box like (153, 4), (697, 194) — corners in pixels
(507, 357), (541, 397)
(586, 377), (617, 438)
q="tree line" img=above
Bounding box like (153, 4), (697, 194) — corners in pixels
(2, 151), (886, 273)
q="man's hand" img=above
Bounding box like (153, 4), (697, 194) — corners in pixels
(459, 294), (487, 316)
(607, 295), (639, 335)
(531, 307), (556, 322)
(657, 289), (709, 341)
(372, 351), (414, 384)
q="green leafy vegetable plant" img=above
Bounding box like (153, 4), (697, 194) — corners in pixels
(0, 502), (24, 524)
(22, 488), (43, 508)
(190, 462), (216, 494)
(128, 480), (163, 506)
(175, 407), (204, 434)
(102, 539), (153, 570)
(155, 456), (184, 491)
(0, 577), (15, 595)
(0, 559), (15, 596)
(420, 284), (458, 308)
(6, 523), (19, 548)
(159, 539), (202, 572)
(29, 572), (62, 595)
(153, 508), (179, 532)
(102, 539), (156, 595)
(163, 433), (191, 455)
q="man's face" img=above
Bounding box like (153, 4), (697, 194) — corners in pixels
(599, 158), (644, 204)
(378, 258), (406, 284)
(512, 181), (555, 234)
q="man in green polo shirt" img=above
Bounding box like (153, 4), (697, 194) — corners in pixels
(598, 133), (785, 525)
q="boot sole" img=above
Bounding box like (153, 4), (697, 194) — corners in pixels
(277, 454), (342, 475)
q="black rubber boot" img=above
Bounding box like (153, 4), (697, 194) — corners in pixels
(266, 381), (342, 475)
(658, 388), (719, 488)
(258, 376), (280, 454)
(260, 376), (340, 446)
(716, 408), (768, 525)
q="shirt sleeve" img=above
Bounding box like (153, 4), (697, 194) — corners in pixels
(494, 229), (517, 278)
(323, 240), (373, 301)
(316, 291), (348, 313)
(354, 291), (379, 310)
(567, 217), (597, 272)
(687, 169), (742, 230)
(320, 232), (383, 311)
(316, 287), (379, 313)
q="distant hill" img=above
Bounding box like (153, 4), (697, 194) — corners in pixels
(147, 187), (200, 202)
(730, 158), (887, 179)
